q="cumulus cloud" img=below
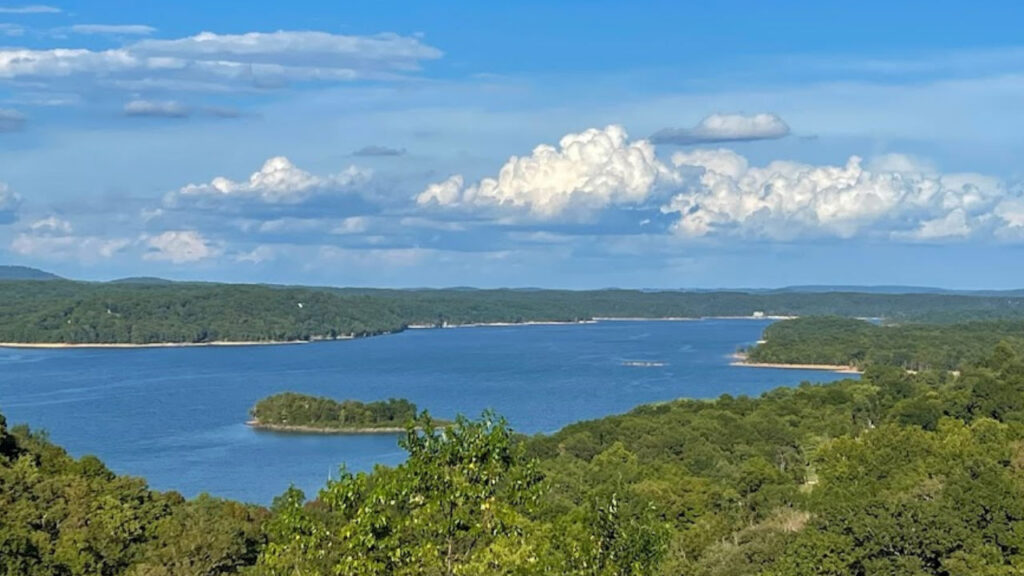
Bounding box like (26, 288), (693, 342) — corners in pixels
(166, 156), (371, 207)
(70, 24), (156, 36)
(0, 182), (21, 224)
(651, 113), (790, 145)
(0, 108), (25, 132)
(352, 145), (406, 157)
(0, 30), (441, 92)
(662, 148), (1020, 240)
(417, 125), (677, 218)
(143, 230), (220, 263)
(0, 5), (60, 14)
(123, 99), (188, 118)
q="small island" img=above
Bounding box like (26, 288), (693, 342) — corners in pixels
(248, 392), (427, 434)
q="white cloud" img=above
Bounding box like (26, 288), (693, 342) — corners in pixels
(662, 149), (1016, 240)
(0, 5), (60, 14)
(123, 99), (188, 118)
(70, 24), (156, 36)
(167, 156), (371, 206)
(0, 48), (140, 78)
(651, 113), (790, 145)
(331, 216), (370, 235)
(256, 217), (327, 234)
(143, 230), (220, 263)
(11, 233), (130, 261)
(30, 215), (72, 234)
(0, 30), (441, 91)
(418, 174), (464, 206)
(417, 125), (676, 218)
(995, 198), (1024, 235)
(236, 245), (276, 264)
(905, 209), (971, 240)
(0, 182), (21, 223)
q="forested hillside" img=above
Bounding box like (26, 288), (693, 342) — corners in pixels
(6, 343), (1024, 573)
(4, 279), (1024, 344)
(0, 265), (61, 281)
(746, 316), (1024, 370)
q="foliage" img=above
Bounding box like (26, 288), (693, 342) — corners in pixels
(249, 393), (419, 430)
(252, 413), (548, 575)
(5, 280), (1024, 344)
(747, 316), (1024, 370)
(0, 418), (266, 576)
(9, 338), (1024, 572)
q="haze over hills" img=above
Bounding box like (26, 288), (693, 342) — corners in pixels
(5, 265), (1024, 296)
(0, 265), (62, 281)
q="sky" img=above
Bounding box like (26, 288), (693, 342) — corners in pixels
(2, 1), (1024, 288)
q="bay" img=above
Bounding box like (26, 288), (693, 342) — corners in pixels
(0, 319), (851, 504)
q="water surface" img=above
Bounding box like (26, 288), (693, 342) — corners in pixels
(0, 319), (850, 503)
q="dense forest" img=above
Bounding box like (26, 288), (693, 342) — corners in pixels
(746, 316), (1024, 370)
(249, 393), (420, 432)
(4, 279), (1024, 344)
(7, 342), (1024, 573)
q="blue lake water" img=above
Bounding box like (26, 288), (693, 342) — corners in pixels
(0, 319), (851, 504)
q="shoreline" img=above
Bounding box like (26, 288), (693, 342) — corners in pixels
(0, 315), (797, 349)
(0, 340), (317, 350)
(246, 420), (408, 435)
(729, 352), (861, 374)
(730, 361), (862, 374)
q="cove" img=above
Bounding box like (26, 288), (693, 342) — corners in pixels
(0, 319), (851, 504)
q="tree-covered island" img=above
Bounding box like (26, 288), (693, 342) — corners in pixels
(248, 393), (431, 433)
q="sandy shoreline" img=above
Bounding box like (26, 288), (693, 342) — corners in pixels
(0, 340), (314, 349)
(729, 352), (861, 374)
(247, 420), (408, 435)
(730, 361), (862, 374)
(0, 315), (797, 349)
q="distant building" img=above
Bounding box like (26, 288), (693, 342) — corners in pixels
(752, 311), (765, 318)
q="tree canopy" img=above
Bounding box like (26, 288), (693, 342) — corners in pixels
(249, 393), (420, 432)
(5, 279), (1024, 344)
(7, 341), (1024, 573)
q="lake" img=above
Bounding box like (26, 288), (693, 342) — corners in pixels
(0, 319), (852, 504)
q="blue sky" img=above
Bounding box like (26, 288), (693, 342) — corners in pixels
(2, 1), (1024, 288)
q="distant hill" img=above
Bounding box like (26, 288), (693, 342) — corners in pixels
(681, 285), (1024, 296)
(0, 265), (61, 281)
(770, 285), (1024, 296)
(109, 276), (176, 285)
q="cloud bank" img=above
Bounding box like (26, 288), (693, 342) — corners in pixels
(0, 30), (442, 92)
(663, 149), (1017, 240)
(420, 124), (1024, 242)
